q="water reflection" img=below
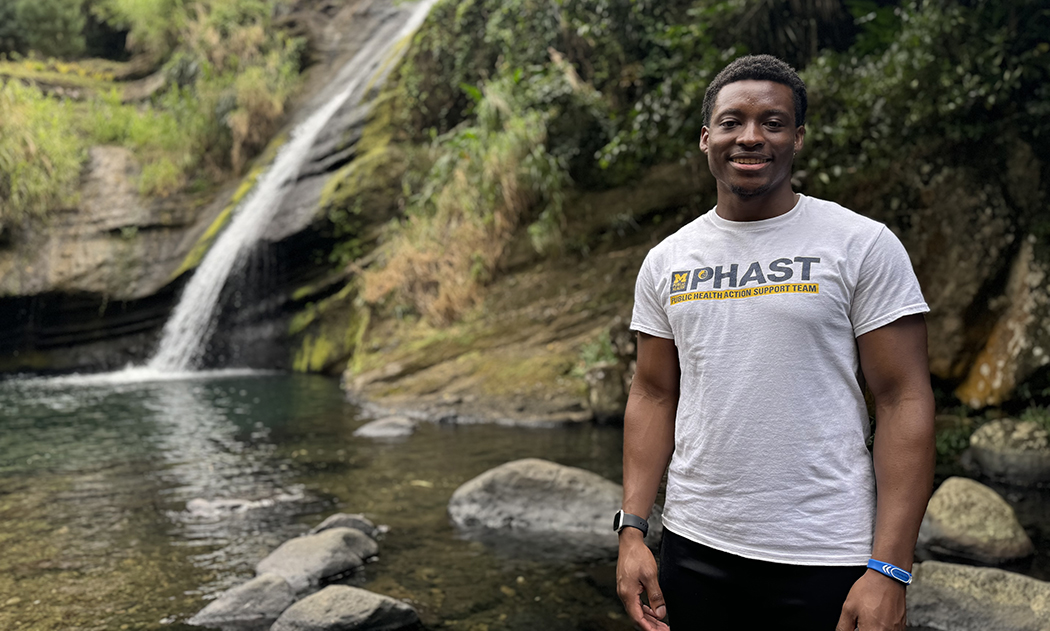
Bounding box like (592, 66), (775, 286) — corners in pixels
(0, 373), (633, 631)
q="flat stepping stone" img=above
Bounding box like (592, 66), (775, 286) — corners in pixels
(188, 573), (295, 630)
(917, 476), (1033, 564)
(256, 528), (379, 593)
(353, 416), (416, 438)
(270, 585), (419, 631)
(908, 561), (1050, 630)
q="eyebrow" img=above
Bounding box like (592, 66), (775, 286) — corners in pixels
(716, 108), (793, 119)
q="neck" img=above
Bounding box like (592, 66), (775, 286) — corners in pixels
(714, 186), (799, 222)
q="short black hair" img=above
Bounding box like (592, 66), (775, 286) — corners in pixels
(702, 55), (807, 127)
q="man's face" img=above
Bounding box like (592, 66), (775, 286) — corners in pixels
(700, 80), (805, 200)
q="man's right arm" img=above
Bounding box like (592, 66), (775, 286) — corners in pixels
(616, 332), (679, 631)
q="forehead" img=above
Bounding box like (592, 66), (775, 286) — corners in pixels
(711, 80), (795, 122)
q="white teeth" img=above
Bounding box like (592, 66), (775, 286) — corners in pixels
(732, 158), (768, 164)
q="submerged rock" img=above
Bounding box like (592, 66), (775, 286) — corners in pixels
(309, 513), (381, 539)
(917, 477), (1034, 565)
(270, 585), (419, 631)
(352, 416), (416, 438)
(907, 561), (1050, 631)
(188, 573), (295, 631)
(969, 419), (1050, 485)
(256, 527), (379, 593)
(448, 458), (662, 557)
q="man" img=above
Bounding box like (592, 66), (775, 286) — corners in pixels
(615, 55), (935, 630)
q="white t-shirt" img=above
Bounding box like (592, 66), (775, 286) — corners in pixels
(631, 194), (929, 566)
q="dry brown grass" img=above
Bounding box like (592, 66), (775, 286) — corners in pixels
(361, 98), (558, 324)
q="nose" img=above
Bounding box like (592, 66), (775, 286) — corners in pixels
(738, 121), (763, 147)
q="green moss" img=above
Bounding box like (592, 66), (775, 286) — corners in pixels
(166, 136), (285, 280)
(288, 282), (364, 375)
(293, 334), (334, 373)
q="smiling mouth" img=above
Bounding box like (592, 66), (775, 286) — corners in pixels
(730, 157), (771, 164)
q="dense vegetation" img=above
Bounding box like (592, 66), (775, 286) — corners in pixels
(348, 0), (1049, 326)
(0, 0), (305, 232)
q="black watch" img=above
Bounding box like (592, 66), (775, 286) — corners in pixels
(612, 509), (649, 537)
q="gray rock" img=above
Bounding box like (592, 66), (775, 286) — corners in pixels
(188, 573), (295, 631)
(256, 528), (379, 593)
(448, 458), (662, 555)
(969, 419), (1050, 485)
(907, 561), (1050, 631)
(353, 416), (416, 438)
(917, 477), (1034, 565)
(309, 513), (380, 539)
(270, 585), (419, 631)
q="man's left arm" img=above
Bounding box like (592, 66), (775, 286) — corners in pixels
(837, 313), (936, 631)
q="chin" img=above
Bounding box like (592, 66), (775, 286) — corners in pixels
(729, 182), (771, 199)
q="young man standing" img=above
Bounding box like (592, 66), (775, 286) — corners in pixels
(615, 55), (935, 630)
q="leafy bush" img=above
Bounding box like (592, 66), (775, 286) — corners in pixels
(0, 80), (85, 230)
(0, 0), (87, 58)
(362, 69), (568, 324)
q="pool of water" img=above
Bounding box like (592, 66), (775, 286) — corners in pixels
(0, 373), (633, 631)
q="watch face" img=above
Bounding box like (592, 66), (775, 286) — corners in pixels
(612, 510), (623, 531)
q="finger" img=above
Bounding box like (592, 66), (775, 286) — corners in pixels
(834, 606), (857, 631)
(640, 573), (667, 620)
(617, 581), (647, 628)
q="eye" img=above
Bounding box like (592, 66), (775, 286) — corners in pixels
(765, 120), (784, 129)
(719, 120), (739, 128)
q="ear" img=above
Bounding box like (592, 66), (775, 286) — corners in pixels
(700, 126), (710, 153)
(794, 125), (805, 154)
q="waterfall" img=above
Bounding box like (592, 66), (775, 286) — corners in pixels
(146, 0), (438, 373)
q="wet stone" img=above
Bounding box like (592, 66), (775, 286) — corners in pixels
(353, 416), (416, 439)
(270, 585), (419, 631)
(187, 573), (295, 631)
(256, 528), (379, 593)
(309, 513), (380, 539)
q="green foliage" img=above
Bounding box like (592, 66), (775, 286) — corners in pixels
(1020, 406), (1050, 432)
(90, 0), (184, 60)
(0, 0), (87, 58)
(363, 68), (569, 323)
(935, 425), (973, 465)
(804, 0), (1050, 180)
(0, 80), (85, 229)
(572, 331), (617, 377)
(0, 0), (306, 224)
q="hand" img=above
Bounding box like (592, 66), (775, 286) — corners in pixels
(835, 570), (907, 631)
(616, 532), (668, 631)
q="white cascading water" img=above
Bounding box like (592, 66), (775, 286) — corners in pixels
(146, 0), (439, 373)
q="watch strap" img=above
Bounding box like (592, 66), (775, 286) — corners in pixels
(613, 509), (649, 537)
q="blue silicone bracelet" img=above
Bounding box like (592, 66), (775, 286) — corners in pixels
(867, 559), (913, 585)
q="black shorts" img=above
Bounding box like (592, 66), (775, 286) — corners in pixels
(658, 528), (866, 630)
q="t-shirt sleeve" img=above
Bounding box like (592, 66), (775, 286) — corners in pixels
(850, 226), (930, 337)
(630, 251), (675, 339)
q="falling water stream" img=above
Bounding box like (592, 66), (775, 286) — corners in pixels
(147, 0), (439, 373)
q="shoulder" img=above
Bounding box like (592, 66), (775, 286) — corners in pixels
(643, 211), (712, 263)
(801, 195), (885, 235)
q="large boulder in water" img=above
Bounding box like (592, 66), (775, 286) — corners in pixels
(448, 458), (662, 557)
(256, 527), (379, 593)
(270, 585), (419, 631)
(907, 561), (1050, 631)
(187, 573), (295, 631)
(968, 419), (1050, 485)
(917, 477), (1034, 565)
